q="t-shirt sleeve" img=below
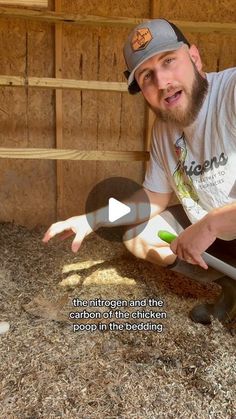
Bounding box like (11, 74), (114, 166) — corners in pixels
(233, 74), (236, 118)
(232, 71), (236, 111)
(224, 69), (236, 132)
(143, 127), (173, 193)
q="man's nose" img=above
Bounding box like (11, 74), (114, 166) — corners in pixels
(153, 69), (172, 90)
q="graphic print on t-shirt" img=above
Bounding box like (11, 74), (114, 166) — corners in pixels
(173, 134), (199, 202)
(172, 133), (233, 224)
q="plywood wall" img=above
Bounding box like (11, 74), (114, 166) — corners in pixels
(0, 0), (235, 227)
(0, 0), (56, 227)
(0, 0), (150, 227)
(59, 0), (150, 220)
(152, 0), (236, 72)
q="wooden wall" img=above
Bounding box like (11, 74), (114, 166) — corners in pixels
(59, 0), (149, 221)
(0, 0), (235, 227)
(152, 1), (236, 71)
(0, 0), (56, 227)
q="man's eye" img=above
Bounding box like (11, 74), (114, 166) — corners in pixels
(165, 58), (175, 65)
(143, 72), (151, 81)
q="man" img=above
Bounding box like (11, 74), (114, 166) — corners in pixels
(43, 19), (236, 325)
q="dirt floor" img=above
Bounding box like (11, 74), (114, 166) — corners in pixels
(0, 222), (235, 419)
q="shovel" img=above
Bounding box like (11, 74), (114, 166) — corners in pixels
(158, 230), (236, 281)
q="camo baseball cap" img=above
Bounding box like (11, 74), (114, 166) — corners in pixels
(123, 19), (190, 94)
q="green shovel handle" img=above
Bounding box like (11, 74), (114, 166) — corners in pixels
(158, 231), (236, 280)
(158, 230), (177, 244)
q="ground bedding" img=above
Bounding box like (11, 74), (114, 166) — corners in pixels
(0, 222), (235, 418)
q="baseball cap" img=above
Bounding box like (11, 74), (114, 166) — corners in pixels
(123, 19), (190, 94)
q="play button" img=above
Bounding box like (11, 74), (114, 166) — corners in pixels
(108, 198), (131, 222)
(85, 177), (151, 242)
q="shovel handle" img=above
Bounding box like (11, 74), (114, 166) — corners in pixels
(158, 230), (177, 244)
(158, 230), (236, 280)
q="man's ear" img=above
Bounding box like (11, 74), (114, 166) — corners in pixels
(189, 44), (203, 72)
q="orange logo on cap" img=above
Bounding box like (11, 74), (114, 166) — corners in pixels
(131, 28), (153, 52)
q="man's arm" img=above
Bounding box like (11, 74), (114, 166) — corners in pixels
(209, 202), (236, 237)
(43, 188), (173, 252)
(170, 202), (236, 269)
(96, 188), (173, 227)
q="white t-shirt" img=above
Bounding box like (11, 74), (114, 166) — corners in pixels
(143, 67), (236, 237)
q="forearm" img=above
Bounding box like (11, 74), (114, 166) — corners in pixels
(205, 202), (236, 239)
(91, 189), (172, 229)
(166, 202), (236, 269)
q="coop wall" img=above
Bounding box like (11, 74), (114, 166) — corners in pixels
(0, 0), (235, 227)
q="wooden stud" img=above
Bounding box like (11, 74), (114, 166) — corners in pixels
(0, 75), (128, 92)
(0, 8), (144, 27)
(0, 148), (149, 161)
(144, 0), (157, 155)
(55, 0), (63, 219)
(0, 1), (48, 7)
(0, 8), (235, 34)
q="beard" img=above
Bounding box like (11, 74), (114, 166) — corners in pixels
(149, 62), (209, 127)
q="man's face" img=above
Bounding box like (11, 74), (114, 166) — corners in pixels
(135, 45), (208, 127)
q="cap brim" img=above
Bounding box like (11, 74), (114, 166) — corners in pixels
(128, 41), (184, 86)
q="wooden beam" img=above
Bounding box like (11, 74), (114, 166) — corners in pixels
(0, 1), (48, 7)
(0, 8), (144, 27)
(0, 148), (149, 161)
(144, 0), (156, 156)
(0, 75), (128, 92)
(55, 0), (63, 219)
(29, 77), (128, 92)
(0, 7), (235, 34)
(0, 75), (25, 86)
(176, 20), (236, 34)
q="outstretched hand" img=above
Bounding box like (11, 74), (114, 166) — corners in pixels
(42, 215), (93, 253)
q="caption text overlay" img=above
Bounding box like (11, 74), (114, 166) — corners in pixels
(69, 298), (167, 333)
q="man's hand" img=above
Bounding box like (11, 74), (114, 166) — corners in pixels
(170, 217), (216, 269)
(42, 214), (93, 253)
(169, 203), (236, 268)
